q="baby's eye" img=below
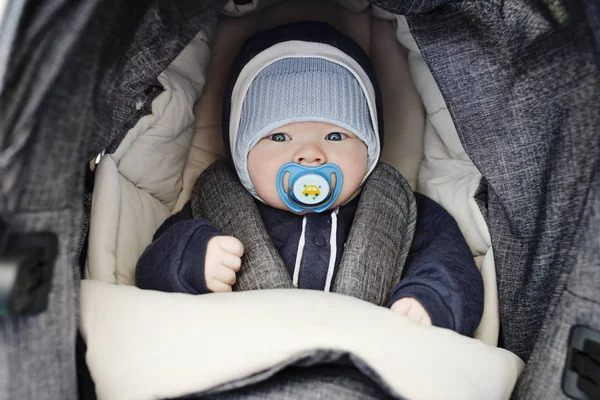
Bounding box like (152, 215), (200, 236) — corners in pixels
(326, 132), (346, 141)
(268, 133), (290, 142)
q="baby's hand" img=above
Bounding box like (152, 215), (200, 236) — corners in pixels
(205, 236), (244, 292)
(390, 297), (432, 326)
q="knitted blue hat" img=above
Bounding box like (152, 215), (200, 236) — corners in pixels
(234, 57), (378, 197)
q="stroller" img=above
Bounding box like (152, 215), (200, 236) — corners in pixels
(1, 0), (599, 399)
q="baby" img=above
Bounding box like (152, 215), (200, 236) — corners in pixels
(136, 22), (483, 335)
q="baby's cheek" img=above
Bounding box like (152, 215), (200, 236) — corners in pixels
(248, 162), (286, 209)
(341, 150), (368, 181)
(335, 153), (368, 204)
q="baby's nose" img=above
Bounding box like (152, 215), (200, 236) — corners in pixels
(294, 144), (327, 166)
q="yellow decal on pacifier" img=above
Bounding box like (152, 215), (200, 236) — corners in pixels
(302, 184), (321, 200)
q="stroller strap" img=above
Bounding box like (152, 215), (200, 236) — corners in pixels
(191, 160), (416, 306)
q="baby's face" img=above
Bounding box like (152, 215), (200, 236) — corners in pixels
(247, 121), (368, 213)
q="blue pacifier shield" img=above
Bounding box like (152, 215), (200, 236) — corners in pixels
(276, 163), (343, 213)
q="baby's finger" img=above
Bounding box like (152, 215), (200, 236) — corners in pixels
(206, 278), (232, 293)
(390, 298), (412, 315)
(222, 253), (242, 271)
(405, 304), (425, 321)
(217, 236), (244, 257)
(213, 265), (237, 286)
(419, 313), (432, 326)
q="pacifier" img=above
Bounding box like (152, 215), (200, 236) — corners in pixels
(276, 162), (343, 213)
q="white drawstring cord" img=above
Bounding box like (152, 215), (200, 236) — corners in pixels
(324, 208), (339, 292)
(292, 216), (307, 288)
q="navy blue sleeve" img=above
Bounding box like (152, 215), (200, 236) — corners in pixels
(387, 193), (484, 336)
(152, 201), (193, 240)
(135, 201), (221, 294)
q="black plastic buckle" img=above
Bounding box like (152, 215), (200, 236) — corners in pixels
(563, 325), (600, 400)
(0, 221), (57, 316)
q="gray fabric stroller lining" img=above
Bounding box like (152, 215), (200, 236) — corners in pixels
(402, 1), (600, 385)
(1, 0), (599, 399)
(186, 350), (400, 400)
